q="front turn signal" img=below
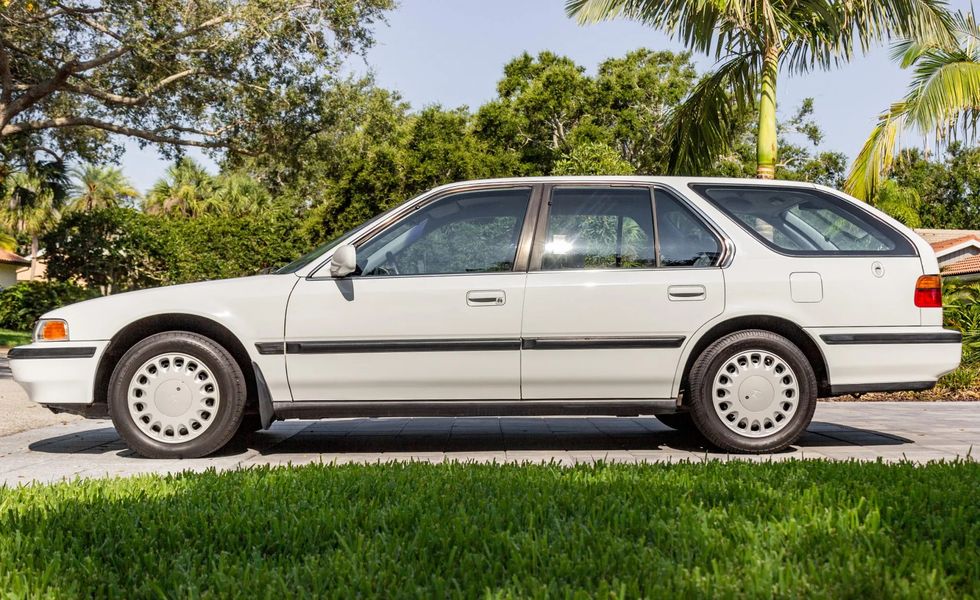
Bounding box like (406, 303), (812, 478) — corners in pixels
(34, 319), (69, 342)
(914, 275), (943, 308)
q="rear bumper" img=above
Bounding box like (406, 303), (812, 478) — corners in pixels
(809, 327), (962, 396)
(8, 341), (108, 405)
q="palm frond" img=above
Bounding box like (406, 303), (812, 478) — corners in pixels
(664, 51), (759, 175)
(565, 0), (728, 56)
(845, 102), (908, 201)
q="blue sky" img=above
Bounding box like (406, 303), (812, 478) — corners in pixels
(120, 0), (975, 192)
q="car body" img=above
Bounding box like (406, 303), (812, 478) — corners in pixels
(9, 176), (962, 457)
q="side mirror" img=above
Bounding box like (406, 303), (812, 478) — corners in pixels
(329, 245), (357, 277)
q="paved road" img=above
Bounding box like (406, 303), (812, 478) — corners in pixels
(0, 402), (975, 486)
(0, 357), (10, 380)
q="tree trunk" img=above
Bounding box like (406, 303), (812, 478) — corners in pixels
(29, 234), (38, 279)
(756, 46), (781, 180)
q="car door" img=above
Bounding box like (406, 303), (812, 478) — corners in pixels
(520, 185), (727, 399)
(284, 185), (538, 401)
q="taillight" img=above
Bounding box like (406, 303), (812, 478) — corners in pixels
(914, 275), (943, 308)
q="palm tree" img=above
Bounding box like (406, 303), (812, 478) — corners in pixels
(69, 164), (140, 211)
(847, 10), (980, 200)
(0, 161), (69, 278)
(0, 231), (16, 251)
(212, 171), (272, 215)
(566, 0), (952, 178)
(143, 158), (216, 217)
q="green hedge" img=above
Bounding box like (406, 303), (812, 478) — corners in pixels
(0, 281), (96, 331)
(43, 207), (308, 293)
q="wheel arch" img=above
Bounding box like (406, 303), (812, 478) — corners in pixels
(677, 315), (831, 400)
(93, 313), (257, 410)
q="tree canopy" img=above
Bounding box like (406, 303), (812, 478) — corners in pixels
(566, 0), (953, 178)
(0, 0), (393, 165)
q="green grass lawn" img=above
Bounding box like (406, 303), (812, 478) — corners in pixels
(0, 328), (30, 348)
(0, 461), (977, 597)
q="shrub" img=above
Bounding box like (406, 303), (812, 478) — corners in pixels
(43, 207), (173, 294)
(0, 281), (97, 331)
(160, 211), (307, 284)
(942, 278), (980, 364)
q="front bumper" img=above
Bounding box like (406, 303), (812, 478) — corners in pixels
(808, 327), (962, 395)
(8, 341), (109, 405)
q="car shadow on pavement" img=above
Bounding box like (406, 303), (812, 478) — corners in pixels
(26, 417), (913, 457)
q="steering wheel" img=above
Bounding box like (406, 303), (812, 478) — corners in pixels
(384, 251), (400, 275)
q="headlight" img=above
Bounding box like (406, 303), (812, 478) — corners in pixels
(33, 319), (69, 342)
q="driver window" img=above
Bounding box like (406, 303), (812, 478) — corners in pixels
(357, 188), (531, 276)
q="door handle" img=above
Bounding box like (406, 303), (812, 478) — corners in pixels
(466, 290), (506, 306)
(668, 285), (706, 301)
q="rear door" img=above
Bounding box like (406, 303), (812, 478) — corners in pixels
(520, 185), (727, 399)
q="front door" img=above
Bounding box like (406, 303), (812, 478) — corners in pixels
(520, 185), (727, 399)
(285, 186), (536, 401)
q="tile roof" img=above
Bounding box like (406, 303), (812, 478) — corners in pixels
(930, 233), (980, 253)
(914, 228), (980, 244)
(941, 254), (980, 276)
(0, 249), (29, 267)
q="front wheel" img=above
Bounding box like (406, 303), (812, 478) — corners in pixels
(687, 330), (817, 453)
(108, 331), (246, 458)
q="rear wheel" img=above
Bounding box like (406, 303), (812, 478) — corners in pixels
(687, 330), (816, 453)
(108, 331), (246, 458)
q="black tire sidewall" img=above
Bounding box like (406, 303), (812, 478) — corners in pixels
(108, 331), (246, 458)
(688, 330), (817, 453)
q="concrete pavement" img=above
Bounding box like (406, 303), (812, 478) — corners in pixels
(0, 401), (975, 486)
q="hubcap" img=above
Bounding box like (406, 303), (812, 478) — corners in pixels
(127, 352), (220, 444)
(711, 349), (799, 438)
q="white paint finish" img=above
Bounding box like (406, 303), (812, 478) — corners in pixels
(8, 176), (962, 414)
(38, 275), (297, 401)
(807, 326), (962, 385)
(789, 272), (823, 303)
(9, 341), (109, 404)
(284, 273), (525, 400)
(521, 268), (724, 398)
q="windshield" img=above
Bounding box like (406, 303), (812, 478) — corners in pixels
(275, 209), (392, 274)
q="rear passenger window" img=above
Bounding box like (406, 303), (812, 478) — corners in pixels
(691, 185), (917, 256)
(655, 191), (722, 267)
(541, 188), (656, 270)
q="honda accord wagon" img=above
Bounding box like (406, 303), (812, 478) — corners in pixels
(9, 177), (962, 458)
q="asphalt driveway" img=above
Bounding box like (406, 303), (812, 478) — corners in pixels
(0, 401), (975, 486)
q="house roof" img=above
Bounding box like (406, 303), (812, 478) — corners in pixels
(941, 254), (980, 276)
(915, 228), (980, 244)
(930, 234), (980, 254)
(0, 249), (30, 267)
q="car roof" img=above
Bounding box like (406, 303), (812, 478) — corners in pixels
(427, 176), (821, 194)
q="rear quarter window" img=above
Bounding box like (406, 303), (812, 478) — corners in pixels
(689, 184), (917, 257)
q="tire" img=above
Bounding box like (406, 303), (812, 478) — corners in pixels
(687, 329), (817, 453)
(654, 412), (698, 432)
(108, 331), (247, 458)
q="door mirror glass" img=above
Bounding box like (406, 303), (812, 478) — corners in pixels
(329, 245), (357, 277)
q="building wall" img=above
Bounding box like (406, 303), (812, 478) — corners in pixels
(0, 265), (19, 288)
(15, 260), (45, 282)
(939, 247), (980, 268)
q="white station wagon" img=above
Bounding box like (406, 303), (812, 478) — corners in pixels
(10, 177), (962, 458)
